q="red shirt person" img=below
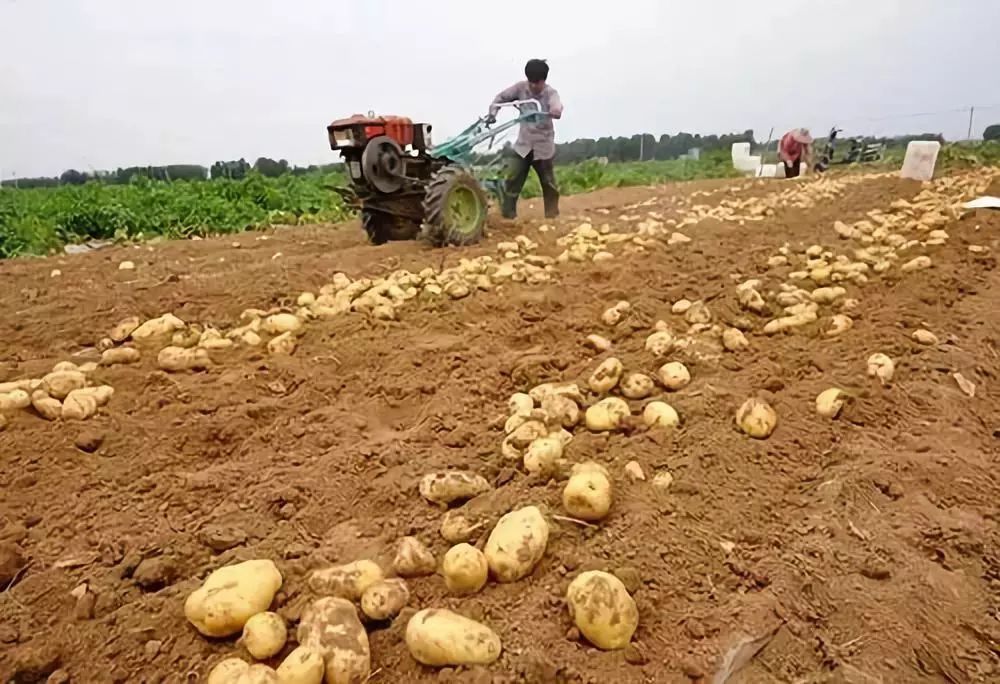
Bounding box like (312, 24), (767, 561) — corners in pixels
(779, 128), (814, 178)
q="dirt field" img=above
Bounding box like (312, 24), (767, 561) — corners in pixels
(2, 169), (999, 684)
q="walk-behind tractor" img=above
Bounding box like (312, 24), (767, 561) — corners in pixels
(327, 101), (544, 246)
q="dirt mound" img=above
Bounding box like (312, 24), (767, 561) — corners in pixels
(2, 173), (999, 683)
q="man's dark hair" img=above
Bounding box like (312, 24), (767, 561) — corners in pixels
(525, 59), (549, 83)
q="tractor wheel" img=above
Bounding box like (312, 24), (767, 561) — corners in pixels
(421, 166), (488, 247)
(361, 209), (420, 245)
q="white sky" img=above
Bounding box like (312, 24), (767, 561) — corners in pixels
(1, 0), (998, 178)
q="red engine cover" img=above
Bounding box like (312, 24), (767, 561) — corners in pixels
(328, 114), (414, 147)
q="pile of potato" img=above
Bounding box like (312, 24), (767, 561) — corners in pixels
(0, 360), (114, 425)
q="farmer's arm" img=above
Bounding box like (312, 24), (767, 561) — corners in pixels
(489, 84), (522, 118)
(548, 90), (563, 119)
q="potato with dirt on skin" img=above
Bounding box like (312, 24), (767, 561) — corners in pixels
(588, 357), (624, 394)
(158, 346), (211, 372)
(297, 597), (370, 684)
(61, 391), (99, 420)
(867, 353), (895, 384)
(816, 388), (848, 418)
(262, 313), (303, 335)
(563, 462), (612, 522)
(736, 397), (778, 439)
(541, 395), (579, 429)
(484, 505), (549, 583)
(185, 559), (283, 637)
(109, 316), (141, 343)
(566, 571), (639, 650)
(41, 370), (86, 400)
(0, 389), (31, 411)
(31, 390), (62, 421)
(644, 330), (674, 356)
(308, 560), (384, 601)
(507, 392), (534, 417)
(642, 401), (679, 429)
(523, 436), (563, 476)
(825, 314), (853, 337)
(442, 543), (488, 595)
(275, 647), (324, 684)
(241, 611), (287, 660)
(394, 537), (436, 578)
(585, 397), (631, 432)
(405, 609), (502, 667)
(208, 659), (280, 684)
(267, 332), (297, 356)
(529, 381), (584, 405)
(131, 313), (186, 342)
(100, 347), (141, 366)
(620, 373), (655, 399)
(657, 362), (690, 391)
(419, 471), (492, 506)
(722, 328), (749, 352)
(360, 578), (410, 620)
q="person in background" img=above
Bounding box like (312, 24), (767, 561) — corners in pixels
(779, 128), (814, 178)
(486, 59), (563, 219)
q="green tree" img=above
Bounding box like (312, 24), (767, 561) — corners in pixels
(984, 124), (1000, 142)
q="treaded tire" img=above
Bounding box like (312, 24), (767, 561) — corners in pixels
(421, 166), (488, 247)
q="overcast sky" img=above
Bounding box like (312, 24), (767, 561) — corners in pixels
(2, 0), (998, 178)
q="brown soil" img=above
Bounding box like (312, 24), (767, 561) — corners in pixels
(1, 173), (999, 684)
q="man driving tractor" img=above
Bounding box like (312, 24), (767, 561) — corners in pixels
(487, 59), (563, 220)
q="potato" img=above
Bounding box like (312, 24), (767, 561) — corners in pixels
(657, 362), (690, 391)
(262, 313), (303, 335)
(484, 506), (549, 582)
(584, 397), (631, 432)
(529, 382), (584, 405)
(816, 388), (847, 418)
(394, 537), (436, 578)
(566, 571), (638, 650)
(620, 373), (655, 399)
(562, 462), (612, 522)
(297, 598), (370, 684)
(644, 331), (674, 356)
(100, 347), (141, 366)
(763, 310), (818, 334)
(419, 471), (492, 506)
(508, 392), (534, 416)
(360, 578), (410, 620)
(810, 286), (847, 304)
(901, 255), (931, 272)
(265, 329), (298, 355)
(51, 361), (79, 373)
(308, 560), (384, 601)
(31, 390), (62, 420)
(73, 385), (114, 406)
(130, 313), (186, 342)
(671, 299), (692, 314)
(61, 391), (98, 420)
(405, 609), (501, 666)
(737, 287), (766, 314)
(825, 314), (853, 337)
(684, 301), (711, 324)
(0, 389), (30, 411)
(506, 419), (549, 450)
(107, 316), (141, 343)
(276, 647), (325, 684)
(186, 560), (282, 638)
(208, 658), (252, 684)
(540, 394), (579, 429)
(722, 328), (749, 352)
(736, 398), (777, 439)
(0, 379), (36, 394)
(588, 357), (624, 394)
(440, 509), (488, 544)
(442, 544), (488, 595)
(158, 346), (211, 372)
(41, 370), (86, 400)
(242, 612), (287, 660)
(523, 437), (563, 476)
(504, 410), (547, 436)
(585, 334), (612, 352)
(912, 329), (939, 345)
(867, 353), (895, 384)
(172, 328), (202, 349)
(642, 401), (679, 429)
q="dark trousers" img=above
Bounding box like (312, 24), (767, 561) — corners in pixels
(503, 152), (559, 219)
(783, 160), (801, 178)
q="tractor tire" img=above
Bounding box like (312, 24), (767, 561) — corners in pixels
(361, 209), (420, 245)
(421, 166), (488, 247)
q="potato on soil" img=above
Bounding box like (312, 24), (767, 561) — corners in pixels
(405, 609), (501, 667)
(308, 559), (384, 601)
(540, 394), (579, 429)
(262, 313), (303, 335)
(360, 578), (410, 621)
(816, 388), (847, 418)
(585, 397), (631, 432)
(41, 370), (86, 400)
(642, 401), (679, 428)
(172, 328), (202, 349)
(912, 329), (939, 345)
(109, 316), (141, 343)
(242, 611), (287, 660)
(276, 647), (325, 684)
(684, 300), (712, 324)
(267, 332), (297, 356)
(0, 389), (31, 411)
(505, 419), (549, 450)
(440, 509), (488, 544)
(644, 330), (674, 356)
(186, 559), (282, 637)
(620, 373), (655, 399)
(585, 334), (612, 352)
(529, 381), (584, 405)
(394, 537), (436, 578)
(657, 362), (691, 390)
(508, 392), (534, 416)
(867, 353), (895, 384)
(722, 328), (749, 352)
(158, 346), (211, 372)
(524, 436), (563, 476)
(672, 299), (692, 314)
(208, 658), (253, 684)
(419, 471), (492, 506)
(100, 347), (141, 366)
(484, 505), (549, 582)
(31, 390), (62, 420)
(442, 544), (489, 595)
(825, 314), (853, 337)
(588, 357), (624, 394)
(131, 313), (186, 342)
(297, 597), (370, 684)
(566, 571), (639, 650)
(61, 391), (98, 420)
(563, 462), (612, 522)
(736, 397), (778, 439)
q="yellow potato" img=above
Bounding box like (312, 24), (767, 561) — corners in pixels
(267, 332), (297, 356)
(73, 385), (114, 406)
(51, 361), (78, 373)
(484, 506), (549, 583)
(61, 391), (98, 420)
(585, 334), (612, 352)
(185, 559), (283, 637)
(540, 394), (579, 429)
(763, 310), (818, 334)
(566, 571), (638, 650)
(684, 301), (712, 324)
(207, 658), (251, 684)
(276, 647), (324, 684)
(31, 390), (62, 421)
(393, 537), (436, 578)
(0, 379), (36, 394)
(562, 462), (612, 522)
(644, 331), (674, 356)
(242, 612), (287, 660)
(419, 471), (492, 505)
(308, 560), (384, 601)
(0, 389), (31, 411)
(41, 370), (86, 399)
(157, 346), (211, 372)
(815, 388), (847, 418)
(867, 353), (895, 384)
(642, 401), (679, 428)
(671, 299), (692, 314)
(810, 286), (847, 304)
(172, 328), (202, 349)
(901, 255), (932, 272)
(584, 397), (630, 432)
(131, 313), (186, 342)
(297, 598), (369, 684)
(507, 392), (534, 416)
(523, 436), (563, 476)
(736, 398), (777, 439)
(262, 313), (303, 335)
(737, 287), (766, 314)
(109, 316), (141, 343)
(657, 362), (690, 390)
(529, 382), (584, 405)
(722, 328), (749, 352)
(912, 329), (939, 345)
(588, 357), (624, 394)
(405, 609), (501, 666)
(360, 578), (410, 620)
(825, 314), (853, 337)
(100, 347), (141, 366)
(441, 544), (488, 595)
(620, 373), (655, 399)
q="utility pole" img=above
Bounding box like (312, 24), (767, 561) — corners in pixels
(968, 106), (975, 140)
(639, 136), (644, 162)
